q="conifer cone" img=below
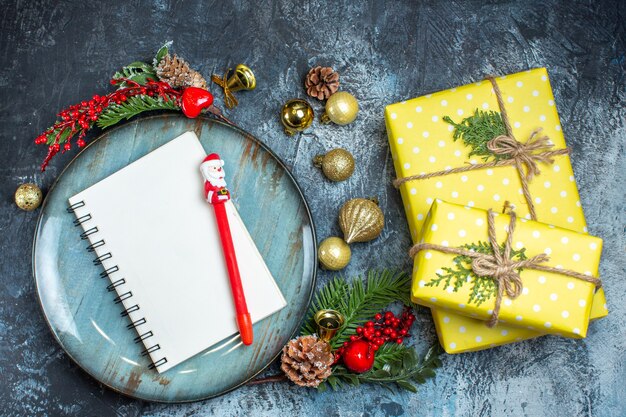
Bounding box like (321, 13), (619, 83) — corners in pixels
(305, 66), (340, 100)
(281, 335), (334, 387)
(156, 54), (207, 89)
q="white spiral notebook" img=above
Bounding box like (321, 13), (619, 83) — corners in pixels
(68, 132), (286, 373)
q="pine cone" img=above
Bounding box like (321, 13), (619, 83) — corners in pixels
(281, 335), (334, 387)
(305, 66), (340, 100)
(156, 54), (207, 89)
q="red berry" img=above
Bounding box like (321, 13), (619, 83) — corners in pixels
(356, 327), (363, 334)
(384, 311), (394, 320)
(399, 329), (407, 336)
(342, 340), (375, 373)
(374, 331), (381, 337)
(374, 313), (382, 321)
(77, 139), (86, 147)
(350, 335), (358, 342)
(372, 344), (379, 351)
(396, 338), (404, 344)
(365, 321), (374, 328)
(343, 341), (349, 347)
(63, 143), (71, 151)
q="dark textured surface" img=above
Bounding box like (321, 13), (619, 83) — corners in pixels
(1, 0), (624, 416)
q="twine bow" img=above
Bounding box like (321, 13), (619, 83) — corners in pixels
(211, 70), (238, 109)
(409, 209), (601, 327)
(393, 76), (570, 221)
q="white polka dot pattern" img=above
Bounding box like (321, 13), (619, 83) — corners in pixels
(410, 200), (603, 344)
(386, 69), (608, 351)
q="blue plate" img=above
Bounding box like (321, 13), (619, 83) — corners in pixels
(32, 114), (316, 402)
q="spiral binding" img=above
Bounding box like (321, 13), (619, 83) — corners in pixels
(68, 200), (167, 370)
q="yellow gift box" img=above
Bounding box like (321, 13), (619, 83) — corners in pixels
(385, 68), (608, 352)
(412, 200), (602, 340)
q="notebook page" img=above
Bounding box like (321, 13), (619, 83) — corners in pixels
(68, 132), (286, 373)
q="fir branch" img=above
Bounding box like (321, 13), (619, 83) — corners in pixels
(96, 95), (180, 129)
(320, 344), (443, 393)
(426, 241), (527, 306)
(300, 270), (412, 349)
(112, 61), (158, 87)
(153, 41), (172, 68)
(443, 110), (507, 161)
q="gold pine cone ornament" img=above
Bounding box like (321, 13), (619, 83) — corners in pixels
(339, 198), (384, 244)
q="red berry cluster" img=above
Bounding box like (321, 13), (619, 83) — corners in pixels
(36, 78), (182, 171)
(334, 308), (416, 363)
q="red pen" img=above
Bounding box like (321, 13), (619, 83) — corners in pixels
(200, 153), (253, 345)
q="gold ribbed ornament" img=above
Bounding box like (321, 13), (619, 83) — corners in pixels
(313, 148), (355, 182)
(318, 237), (351, 270)
(338, 198), (384, 244)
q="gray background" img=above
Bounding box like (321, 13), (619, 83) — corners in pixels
(1, 0), (625, 416)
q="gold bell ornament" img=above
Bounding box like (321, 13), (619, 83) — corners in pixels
(281, 99), (314, 135)
(320, 91), (359, 125)
(313, 148), (355, 182)
(14, 183), (43, 211)
(339, 197), (384, 244)
(314, 309), (345, 342)
(211, 64), (256, 108)
(318, 236), (351, 270)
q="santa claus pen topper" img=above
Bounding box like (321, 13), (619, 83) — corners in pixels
(201, 153), (253, 345)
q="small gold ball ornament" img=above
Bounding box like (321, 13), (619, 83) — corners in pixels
(321, 91), (359, 125)
(14, 183), (43, 211)
(318, 237), (351, 270)
(339, 197), (384, 244)
(281, 99), (314, 135)
(313, 148), (355, 182)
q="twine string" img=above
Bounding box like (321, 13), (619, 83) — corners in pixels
(393, 76), (570, 221)
(409, 209), (601, 327)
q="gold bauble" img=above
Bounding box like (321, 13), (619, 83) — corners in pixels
(318, 237), (351, 270)
(14, 183), (43, 211)
(321, 91), (359, 125)
(338, 198), (384, 244)
(313, 148), (355, 182)
(281, 99), (314, 135)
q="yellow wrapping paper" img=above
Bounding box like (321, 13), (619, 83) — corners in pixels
(413, 200), (602, 342)
(385, 68), (608, 352)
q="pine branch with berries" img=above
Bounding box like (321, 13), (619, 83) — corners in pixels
(287, 269), (442, 392)
(301, 270), (414, 349)
(35, 78), (182, 171)
(33, 42), (220, 171)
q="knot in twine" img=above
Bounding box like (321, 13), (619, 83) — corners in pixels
(409, 209), (601, 328)
(393, 76), (570, 221)
(487, 130), (557, 181)
(211, 70), (238, 109)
